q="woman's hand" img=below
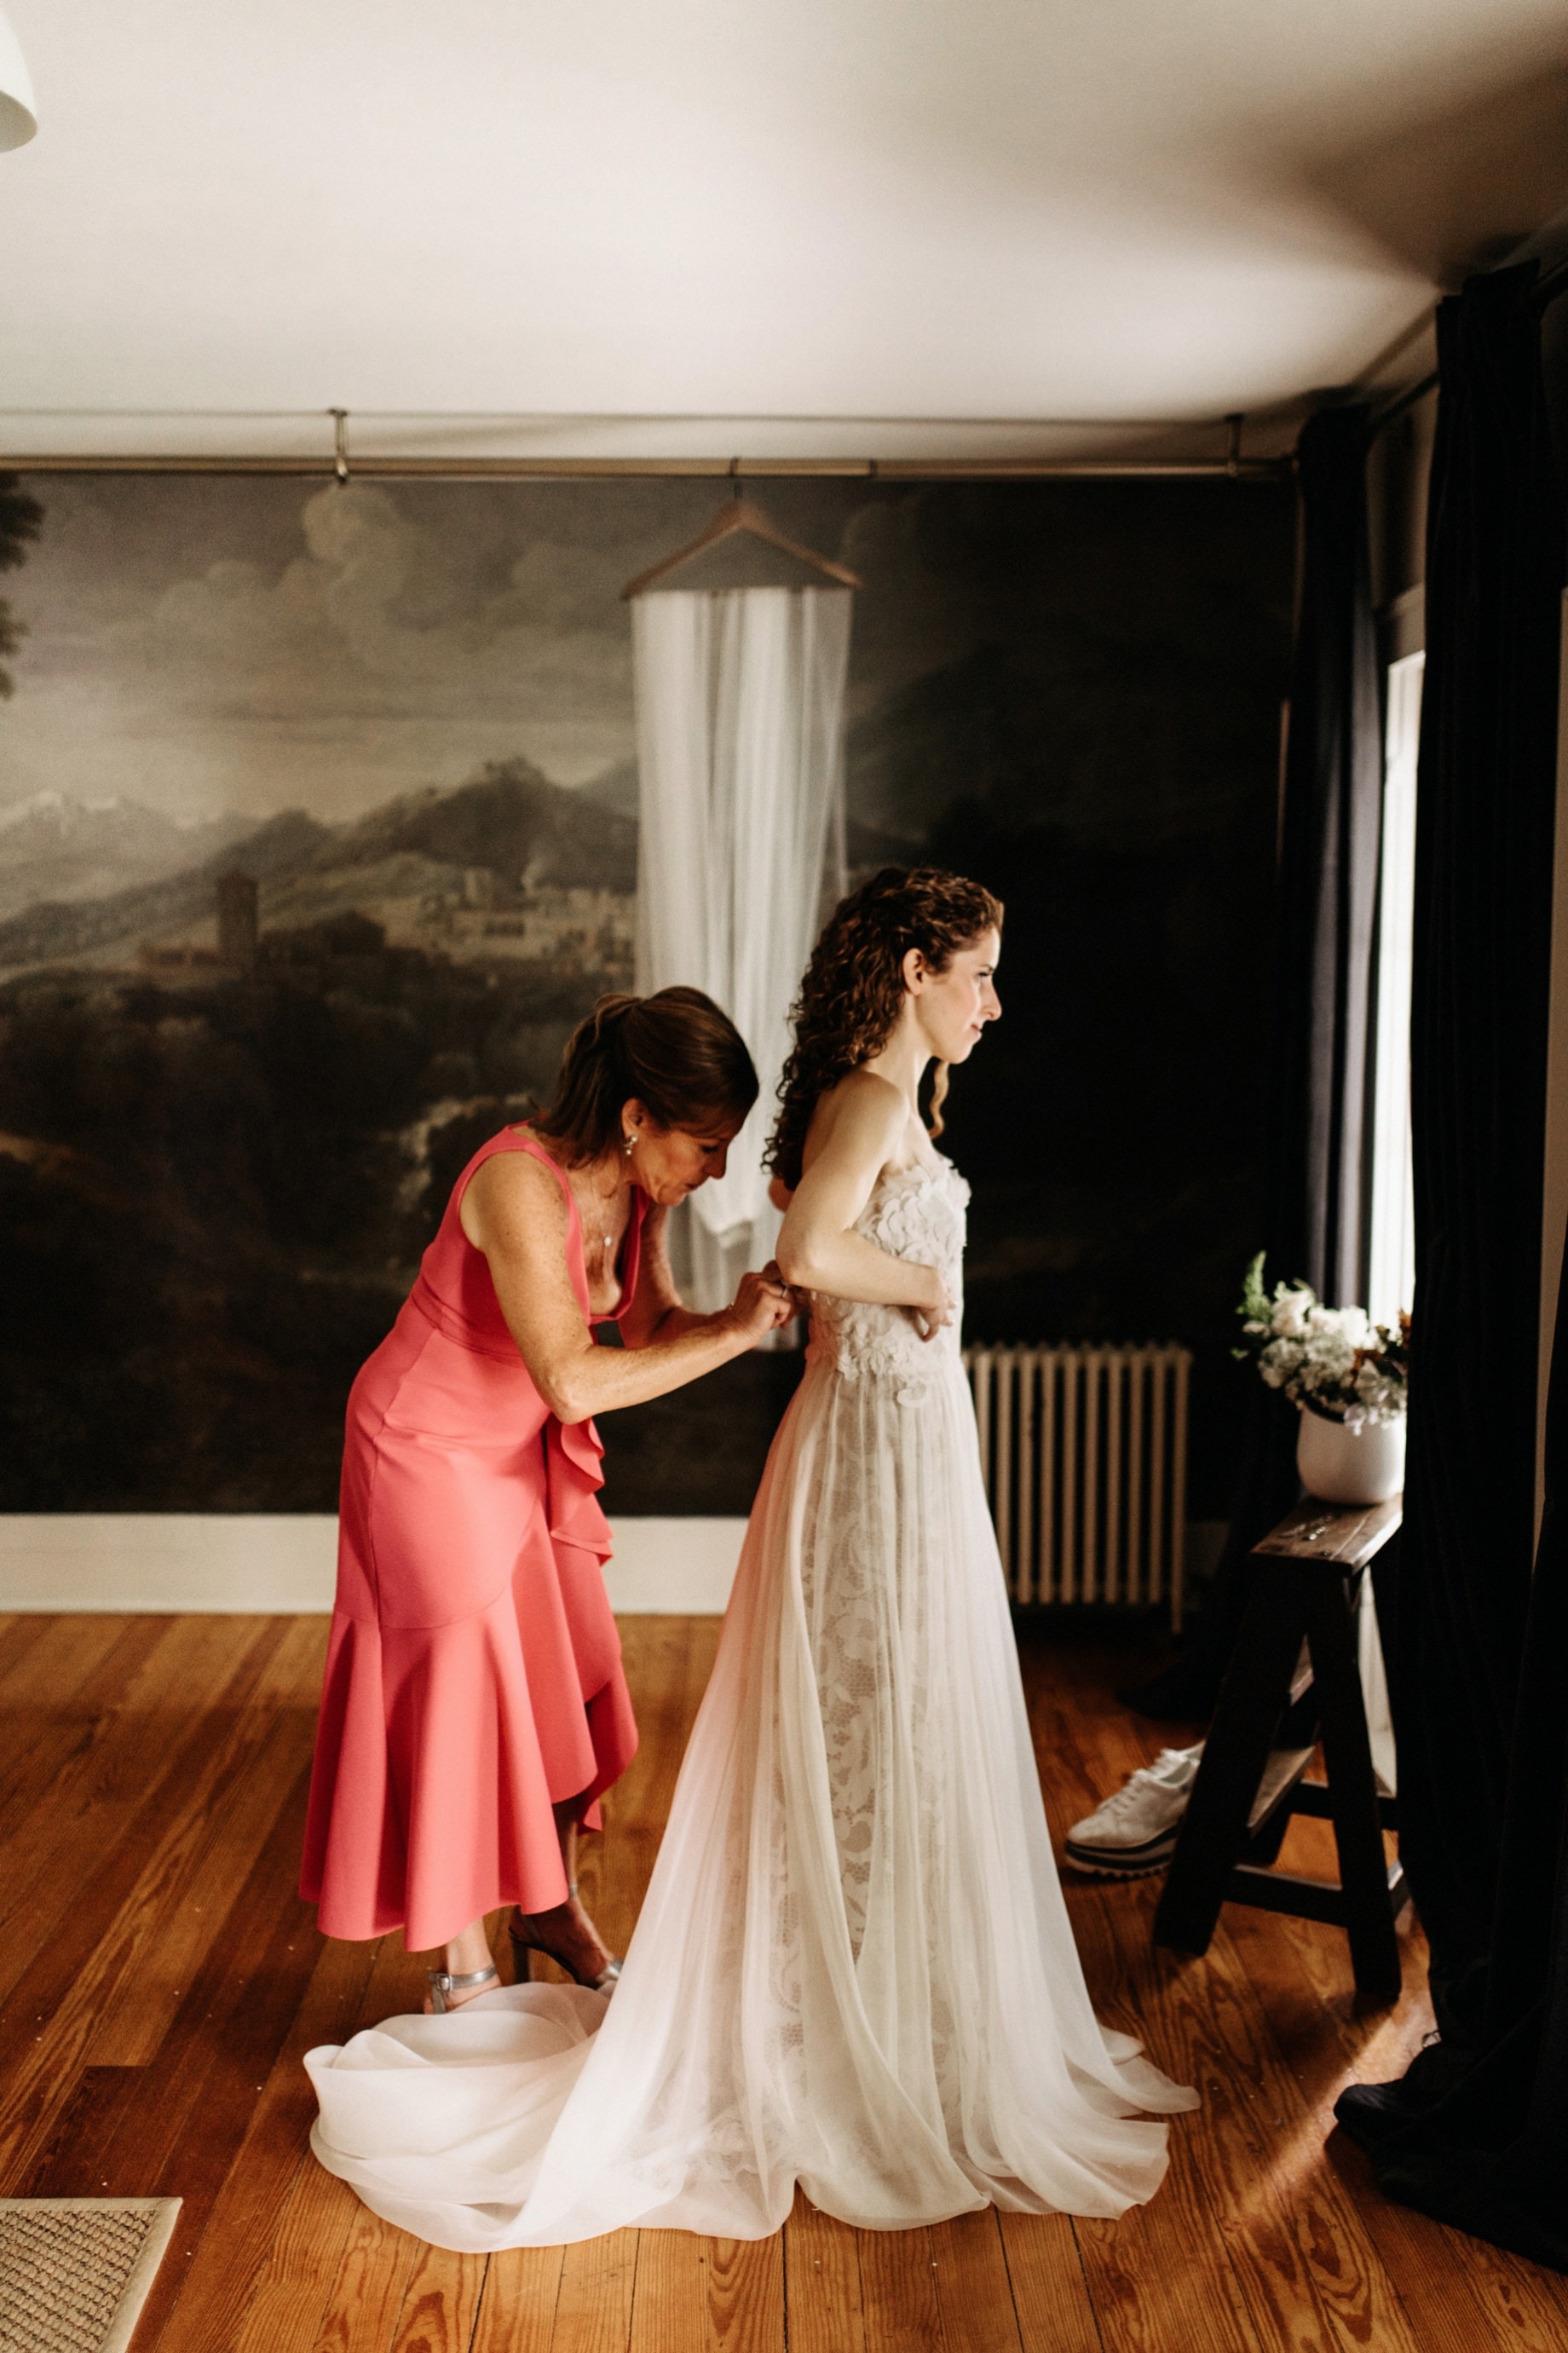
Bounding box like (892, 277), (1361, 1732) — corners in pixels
(723, 1265), (797, 1346)
(758, 1257), (811, 1322)
(463, 1151), (794, 1420)
(907, 1270), (956, 1343)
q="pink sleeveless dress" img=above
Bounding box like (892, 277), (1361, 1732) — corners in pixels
(300, 1128), (643, 1952)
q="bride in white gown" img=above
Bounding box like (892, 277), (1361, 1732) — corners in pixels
(307, 866), (1196, 2248)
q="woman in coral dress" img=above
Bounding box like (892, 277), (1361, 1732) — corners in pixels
(301, 987), (794, 2008)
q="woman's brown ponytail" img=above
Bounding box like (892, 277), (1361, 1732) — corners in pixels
(532, 987), (758, 1165)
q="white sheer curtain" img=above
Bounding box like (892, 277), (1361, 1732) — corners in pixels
(633, 585), (852, 1310)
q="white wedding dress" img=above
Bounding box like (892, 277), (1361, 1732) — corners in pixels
(307, 1155), (1196, 2248)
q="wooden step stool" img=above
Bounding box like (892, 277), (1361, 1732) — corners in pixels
(1152, 1494), (1408, 2002)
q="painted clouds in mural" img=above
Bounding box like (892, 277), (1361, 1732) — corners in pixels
(0, 472), (1294, 1512)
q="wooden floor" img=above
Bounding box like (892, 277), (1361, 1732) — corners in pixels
(2, 1613), (1565, 2353)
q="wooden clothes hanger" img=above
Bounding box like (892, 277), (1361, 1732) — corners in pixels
(621, 489), (862, 598)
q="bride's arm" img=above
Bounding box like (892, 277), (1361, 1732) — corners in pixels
(775, 1072), (948, 1317)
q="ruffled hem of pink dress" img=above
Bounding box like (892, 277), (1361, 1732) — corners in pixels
(301, 1410), (637, 1952)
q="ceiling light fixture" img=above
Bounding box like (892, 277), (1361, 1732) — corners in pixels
(0, 6), (37, 151)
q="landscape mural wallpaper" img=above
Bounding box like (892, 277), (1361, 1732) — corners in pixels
(0, 470), (1294, 1527)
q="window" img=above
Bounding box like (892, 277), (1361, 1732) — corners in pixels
(1366, 651), (1423, 1332)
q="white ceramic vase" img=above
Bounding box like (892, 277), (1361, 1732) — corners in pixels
(1295, 1406), (1405, 1504)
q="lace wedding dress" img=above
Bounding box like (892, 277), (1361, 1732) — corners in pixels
(307, 1155), (1196, 2248)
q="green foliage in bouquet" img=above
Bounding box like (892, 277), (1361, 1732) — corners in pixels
(1234, 1252), (1409, 1426)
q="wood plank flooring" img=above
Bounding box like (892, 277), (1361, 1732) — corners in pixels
(2, 1610), (1563, 2351)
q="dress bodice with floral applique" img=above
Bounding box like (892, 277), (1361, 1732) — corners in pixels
(804, 1155), (970, 1400)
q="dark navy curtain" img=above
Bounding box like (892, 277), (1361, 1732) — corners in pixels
(1128, 404), (1381, 1716)
(1336, 260), (1568, 2272)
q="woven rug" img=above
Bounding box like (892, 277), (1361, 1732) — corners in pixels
(0, 2200), (181, 2353)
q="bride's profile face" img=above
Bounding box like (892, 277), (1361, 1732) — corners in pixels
(908, 927), (1002, 1064)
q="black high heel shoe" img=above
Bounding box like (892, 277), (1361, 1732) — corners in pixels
(508, 1880), (623, 1993)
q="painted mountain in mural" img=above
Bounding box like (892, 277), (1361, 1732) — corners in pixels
(0, 792), (251, 922)
(0, 806), (332, 972)
(0, 759), (638, 978)
(326, 760), (637, 895)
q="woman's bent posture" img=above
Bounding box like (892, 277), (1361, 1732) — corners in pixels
(307, 870), (1195, 2244)
(301, 988), (792, 2004)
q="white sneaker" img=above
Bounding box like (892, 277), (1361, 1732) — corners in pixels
(1064, 1745), (1203, 1877)
(1064, 1742), (1318, 1877)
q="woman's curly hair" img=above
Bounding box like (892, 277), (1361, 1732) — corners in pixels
(766, 866), (1002, 1189)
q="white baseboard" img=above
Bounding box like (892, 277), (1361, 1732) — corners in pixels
(0, 1514), (747, 1617)
(600, 1518), (746, 1613)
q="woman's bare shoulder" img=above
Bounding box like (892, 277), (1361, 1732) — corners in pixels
(840, 1064), (904, 1101)
(816, 1066), (906, 1126)
(461, 1136), (571, 1243)
(801, 1068), (909, 1173)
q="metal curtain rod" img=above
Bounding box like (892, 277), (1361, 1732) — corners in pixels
(2, 401), (1294, 480)
(1, 453), (1293, 481)
(0, 403), (1273, 427)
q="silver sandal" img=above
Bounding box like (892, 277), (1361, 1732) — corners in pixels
(426, 1963), (500, 2013)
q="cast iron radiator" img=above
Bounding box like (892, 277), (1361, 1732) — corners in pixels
(963, 1345), (1192, 1625)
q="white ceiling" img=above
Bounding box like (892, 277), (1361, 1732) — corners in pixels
(3, 0), (1566, 464)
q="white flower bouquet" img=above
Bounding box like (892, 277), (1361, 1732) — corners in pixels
(1234, 1252), (1408, 1428)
